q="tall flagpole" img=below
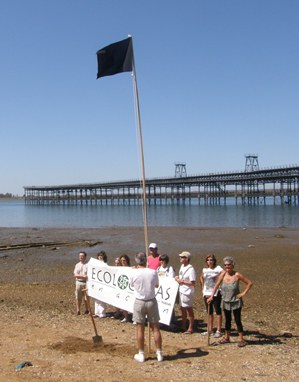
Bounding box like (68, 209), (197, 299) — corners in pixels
(97, 36), (151, 353)
(131, 46), (152, 354)
(131, 44), (149, 258)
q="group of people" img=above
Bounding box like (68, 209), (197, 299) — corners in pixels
(73, 250), (132, 322)
(73, 242), (253, 362)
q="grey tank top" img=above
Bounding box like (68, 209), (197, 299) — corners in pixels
(221, 280), (243, 310)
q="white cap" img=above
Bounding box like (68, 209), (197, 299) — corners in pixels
(149, 243), (157, 249)
(179, 251), (191, 259)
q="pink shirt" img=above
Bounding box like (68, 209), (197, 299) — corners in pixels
(147, 255), (160, 270)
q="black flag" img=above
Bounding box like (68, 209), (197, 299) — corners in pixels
(96, 37), (133, 79)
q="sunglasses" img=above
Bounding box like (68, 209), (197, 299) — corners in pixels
(180, 256), (187, 259)
(224, 263), (232, 266)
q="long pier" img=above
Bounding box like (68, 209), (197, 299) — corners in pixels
(24, 165), (299, 206)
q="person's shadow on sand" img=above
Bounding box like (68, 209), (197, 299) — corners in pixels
(147, 347), (208, 362)
(209, 330), (297, 346)
(244, 330), (297, 346)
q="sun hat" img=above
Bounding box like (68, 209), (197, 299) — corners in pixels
(179, 251), (191, 259)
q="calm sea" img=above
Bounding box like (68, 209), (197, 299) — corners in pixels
(0, 200), (298, 228)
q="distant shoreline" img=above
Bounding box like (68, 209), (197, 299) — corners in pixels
(0, 197), (24, 200)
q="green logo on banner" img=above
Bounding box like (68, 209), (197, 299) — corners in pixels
(118, 274), (129, 290)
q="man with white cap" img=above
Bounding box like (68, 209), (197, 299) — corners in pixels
(147, 242), (160, 270)
(175, 251), (196, 334)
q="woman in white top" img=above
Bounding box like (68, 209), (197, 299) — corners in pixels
(175, 251), (196, 334)
(200, 254), (224, 338)
(157, 254), (176, 326)
(157, 254), (175, 278)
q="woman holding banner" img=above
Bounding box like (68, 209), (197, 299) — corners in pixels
(119, 254), (131, 323)
(157, 254), (175, 278)
(175, 251), (196, 334)
(93, 251), (108, 318)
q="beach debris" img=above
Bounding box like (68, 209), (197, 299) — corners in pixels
(248, 244), (255, 248)
(0, 240), (102, 252)
(282, 331), (293, 338)
(16, 361), (33, 371)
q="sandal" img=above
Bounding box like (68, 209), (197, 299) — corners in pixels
(218, 337), (230, 344)
(238, 340), (246, 348)
(183, 330), (193, 334)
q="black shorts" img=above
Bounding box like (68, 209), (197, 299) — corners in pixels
(204, 293), (222, 315)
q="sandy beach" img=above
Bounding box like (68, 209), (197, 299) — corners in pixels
(0, 226), (298, 381)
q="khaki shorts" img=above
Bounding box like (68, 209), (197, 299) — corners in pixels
(75, 281), (86, 300)
(179, 293), (194, 308)
(133, 298), (160, 324)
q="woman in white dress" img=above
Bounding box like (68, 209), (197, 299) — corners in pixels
(93, 251), (108, 318)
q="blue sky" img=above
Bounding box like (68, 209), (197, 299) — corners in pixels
(1, 0), (298, 195)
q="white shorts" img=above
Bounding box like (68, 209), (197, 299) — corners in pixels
(179, 293), (194, 308)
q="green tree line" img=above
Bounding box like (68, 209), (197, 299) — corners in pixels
(0, 193), (13, 198)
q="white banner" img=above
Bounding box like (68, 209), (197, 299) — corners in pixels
(86, 258), (178, 326)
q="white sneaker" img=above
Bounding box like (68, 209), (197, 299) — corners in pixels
(201, 331), (210, 336)
(214, 330), (222, 338)
(134, 353), (145, 363)
(156, 351), (163, 362)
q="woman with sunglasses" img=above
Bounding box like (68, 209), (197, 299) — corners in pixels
(207, 256), (253, 347)
(200, 254), (224, 338)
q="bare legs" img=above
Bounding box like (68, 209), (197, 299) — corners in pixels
(136, 323), (145, 351)
(136, 322), (162, 352)
(181, 307), (194, 333)
(76, 298), (81, 314)
(151, 322), (162, 350)
(76, 294), (88, 314)
(208, 313), (222, 333)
